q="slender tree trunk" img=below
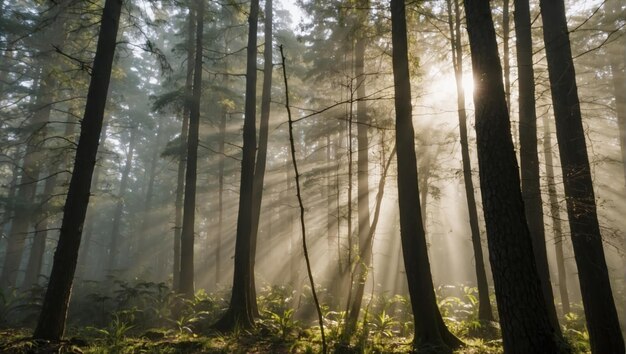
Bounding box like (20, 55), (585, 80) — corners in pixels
(214, 0), (259, 330)
(173, 2), (195, 291)
(107, 129), (137, 273)
(215, 112), (225, 285)
(248, 0), (273, 318)
(539, 0), (624, 351)
(390, 1), (459, 351)
(178, 0), (204, 298)
(514, 0), (561, 334)
(445, 0), (493, 322)
(344, 77), (355, 317)
(345, 10), (372, 332)
(280, 45), (327, 354)
(463, 0), (560, 352)
(33, 0), (122, 340)
(543, 114), (570, 315)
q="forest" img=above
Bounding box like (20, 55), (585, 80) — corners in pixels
(0, 0), (624, 353)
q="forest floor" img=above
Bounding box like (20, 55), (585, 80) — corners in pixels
(0, 327), (505, 354)
(0, 282), (592, 353)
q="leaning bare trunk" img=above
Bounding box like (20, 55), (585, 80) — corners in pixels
(539, 0), (624, 351)
(514, 0), (561, 333)
(390, 1), (458, 351)
(463, 0), (560, 352)
(33, 0), (122, 340)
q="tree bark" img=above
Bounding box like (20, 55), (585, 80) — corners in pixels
(390, 1), (458, 351)
(33, 0), (122, 340)
(463, 0), (560, 352)
(539, 0), (625, 351)
(178, 0), (204, 298)
(514, 0), (561, 334)
(214, 0), (259, 330)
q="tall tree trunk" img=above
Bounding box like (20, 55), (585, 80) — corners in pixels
(390, 1), (459, 351)
(178, 0), (204, 298)
(33, 0), (122, 340)
(514, 0), (561, 334)
(543, 114), (570, 315)
(173, 2), (195, 291)
(445, 0), (493, 322)
(345, 9), (371, 333)
(248, 0), (273, 318)
(539, 0), (624, 351)
(107, 129), (137, 274)
(463, 0), (560, 352)
(214, 0), (259, 330)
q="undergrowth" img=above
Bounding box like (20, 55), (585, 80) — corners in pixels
(0, 281), (592, 353)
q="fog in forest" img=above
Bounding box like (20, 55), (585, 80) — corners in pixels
(0, 0), (624, 352)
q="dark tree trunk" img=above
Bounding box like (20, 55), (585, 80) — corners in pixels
(107, 129), (137, 274)
(445, 0), (493, 323)
(543, 115), (570, 316)
(513, 0), (561, 334)
(173, 2), (195, 291)
(32, 0), (122, 340)
(463, 0), (560, 352)
(214, 0), (259, 330)
(539, 0), (625, 351)
(173, 21), (194, 291)
(178, 0), (204, 298)
(390, 1), (459, 351)
(248, 0), (273, 318)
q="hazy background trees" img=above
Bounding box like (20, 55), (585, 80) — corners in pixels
(0, 0), (624, 349)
